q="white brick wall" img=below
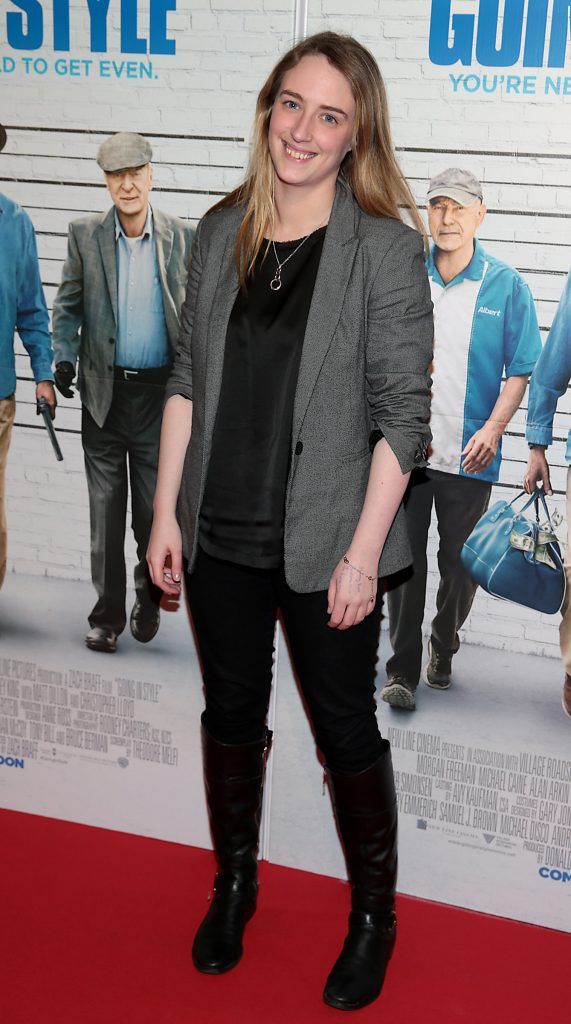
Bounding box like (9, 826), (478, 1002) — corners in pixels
(305, 0), (570, 660)
(3, 0), (569, 658)
(3, 2), (293, 592)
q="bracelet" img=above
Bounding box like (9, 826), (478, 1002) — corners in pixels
(343, 556), (376, 603)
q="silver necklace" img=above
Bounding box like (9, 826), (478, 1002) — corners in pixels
(270, 235), (310, 291)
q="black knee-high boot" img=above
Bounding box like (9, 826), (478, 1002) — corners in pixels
(323, 741), (398, 1011)
(192, 719), (272, 974)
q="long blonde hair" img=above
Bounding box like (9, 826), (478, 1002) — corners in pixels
(211, 31), (425, 285)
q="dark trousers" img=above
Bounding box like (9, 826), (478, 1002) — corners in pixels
(82, 380), (163, 633)
(386, 468), (491, 686)
(186, 546), (385, 775)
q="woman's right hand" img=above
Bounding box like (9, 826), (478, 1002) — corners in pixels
(147, 513), (183, 595)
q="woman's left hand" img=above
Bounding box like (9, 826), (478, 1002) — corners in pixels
(327, 552), (378, 630)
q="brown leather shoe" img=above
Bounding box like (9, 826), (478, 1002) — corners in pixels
(563, 675), (571, 717)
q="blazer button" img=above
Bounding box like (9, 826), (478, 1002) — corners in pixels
(295, 441), (303, 456)
(108, 337), (115, 345)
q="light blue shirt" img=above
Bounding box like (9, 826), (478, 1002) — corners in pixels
(427, 240), (541, 482)
(526, 270), (571, 463)
(114, 207), (169, 369)
(0, 193), (53, 400)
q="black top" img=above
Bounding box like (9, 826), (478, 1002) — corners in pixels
(199, 227), (326, 568)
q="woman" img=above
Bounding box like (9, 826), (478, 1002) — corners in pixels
(148, 31), (433, 1011)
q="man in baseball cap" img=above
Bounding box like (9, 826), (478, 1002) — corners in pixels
(383, 167), (542, 710)
(52, 132), (194, 652)
(426, 167), (483, 206)
(0, 123), (55, 589)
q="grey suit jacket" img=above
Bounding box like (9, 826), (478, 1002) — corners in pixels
(52, 206), (194, 427)
(165, 179), (433, 592)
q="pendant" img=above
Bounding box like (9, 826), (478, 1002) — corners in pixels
(270, 271), (282, 291)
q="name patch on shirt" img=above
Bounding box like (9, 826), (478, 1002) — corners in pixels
(477, 305), (501, 317)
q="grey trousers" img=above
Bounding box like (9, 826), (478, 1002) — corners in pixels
(82, 380), (164, 632)
(386, 468), (491, 687)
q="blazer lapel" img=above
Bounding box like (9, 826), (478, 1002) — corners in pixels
(203, 216), (241, 439)
(199, 187), (358, 445)
(153, 208), (174, 288)
(293, 180), (359, 438)
(152, 208), (176, 341)
(97, 208), (118, 326)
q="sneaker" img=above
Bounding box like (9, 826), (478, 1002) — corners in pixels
(424, 640), (452, 690)
(563, 675), (571, 717)
(380, 676), (416, 710)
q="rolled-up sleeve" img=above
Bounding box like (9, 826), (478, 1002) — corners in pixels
(526, 270), (571, 448)
(17, 212), (53, 383)
(366, 228), (433, 473)
(164, 218), (204, 404)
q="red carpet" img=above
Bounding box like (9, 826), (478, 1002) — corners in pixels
(1, 809), (568, 1024)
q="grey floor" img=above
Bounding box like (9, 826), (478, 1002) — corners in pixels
(1, 572), (569, 930)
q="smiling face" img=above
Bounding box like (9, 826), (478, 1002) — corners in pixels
(428, 196), (486, 254)
(104, 163), (153, 225)
(268, 54), (356, 199)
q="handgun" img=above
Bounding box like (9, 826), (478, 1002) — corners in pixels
(36, 396), (64, 462)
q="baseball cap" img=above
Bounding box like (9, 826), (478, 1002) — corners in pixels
(96, 132), (152, 173)
(427, 168), (483, 206)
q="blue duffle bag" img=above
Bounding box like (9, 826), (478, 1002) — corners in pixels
(460, 489), (565, 614)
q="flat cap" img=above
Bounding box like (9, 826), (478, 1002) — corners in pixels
(0, 124), (6, 153)
(427, 167), (483, 206)
(96, 132), (152, 173)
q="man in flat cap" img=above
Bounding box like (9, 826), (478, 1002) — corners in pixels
(52, 132), (193, 652)
(383, 167), (541, 710)
(0, 123), (55, 590)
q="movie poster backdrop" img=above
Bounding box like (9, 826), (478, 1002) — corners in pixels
(0, 0), (569, 930)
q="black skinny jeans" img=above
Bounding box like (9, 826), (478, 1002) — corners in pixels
(186, 546), (385, 775)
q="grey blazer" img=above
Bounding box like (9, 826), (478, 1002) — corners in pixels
(166, 179), (433, 592)
(52, 206), (194, 427)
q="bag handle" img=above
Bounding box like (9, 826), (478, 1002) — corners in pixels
(534, 489), (553, 526)
(508, 488), (555, 527)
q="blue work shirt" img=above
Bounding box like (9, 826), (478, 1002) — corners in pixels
(427, 239), (541, 482)
(114, 207), (169, 369)
(526, 270), (571, 463)
(0, 193), (53, 400)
